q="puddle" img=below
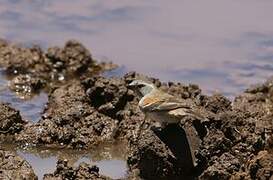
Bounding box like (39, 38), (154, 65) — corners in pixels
(0, 66), (128, 179)
(0, 69), (47, 122)
(2, 143), (128, 180)
(74, 157), (127, 179)
(18, 152), (57, 179)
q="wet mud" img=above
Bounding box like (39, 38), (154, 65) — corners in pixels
(0, 102), (26, 135)
(0, 39), (272, 179)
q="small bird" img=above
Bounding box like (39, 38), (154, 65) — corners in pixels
(129, 79), (207, 167)
(129, 79), (205, 128)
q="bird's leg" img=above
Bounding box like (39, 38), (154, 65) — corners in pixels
(137, 114), (148, 138)
(140, 114), (149, 130)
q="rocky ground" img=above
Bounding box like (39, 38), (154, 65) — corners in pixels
(0, 39), (272, 179)
(0, 149), (37, 180)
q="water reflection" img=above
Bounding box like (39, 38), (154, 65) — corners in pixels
(1, 1), (273, 96)
(19, 152), (57, 179)
(2, 142), (127, 179)
(0, 70), (47, 122)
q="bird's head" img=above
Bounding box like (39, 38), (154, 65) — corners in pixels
(129, 80), (156, 97)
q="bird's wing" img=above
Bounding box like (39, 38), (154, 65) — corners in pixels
(168, 107), (206, 121)
(140, 90), (191, 112)
(153, 99), (190, 111)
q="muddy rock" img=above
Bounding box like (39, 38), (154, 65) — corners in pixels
(82, 76), (135, 120)
(0, 149), (37, 180)
(0, 102), (26, 134)
(46, 40), (94, 77)
(200, 153), (240, 180)
(199, 129), (233, 160)
(202, 94), (232, 113)
(127, 124), (199, 179)
(16, 81), (117, 148)
(0, 39), (116, 95)
(164, 82), (202, 100)
(231, 150), (273, 180)
(127, 128), (179, 179)
(246, 150), (273, 180)
(15, 74), (145, 148)
(43, 159), (111, 180)
(0, 43), (46, 75)
(195, 78), (273, 179)
(0, 39), (93, 77)
(234, 82), (273, 150)
(82, 75), (143, 141)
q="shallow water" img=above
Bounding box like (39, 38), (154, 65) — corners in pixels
(2, 143), (127, 179)
(0, 0), (273, 179)
(19, 150), (127, 179)
(0, 69), (48, 122)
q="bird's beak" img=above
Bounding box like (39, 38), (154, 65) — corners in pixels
(128, 81), (136, 87)
(128, 82), (138, 90)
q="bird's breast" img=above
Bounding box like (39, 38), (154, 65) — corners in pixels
(146, 111), (180, 124)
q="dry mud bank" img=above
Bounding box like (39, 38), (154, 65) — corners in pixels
(0, 39), (272, 179)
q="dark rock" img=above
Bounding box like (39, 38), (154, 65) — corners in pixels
(15, 82), (117, 148)
(203, 94), (232, 113)
(247, 151), (273, 180)
(196, 78), (273, 179)
(0, 102), (26, 134)
(0, 149), (37, 179)
(0, 44), (46, 75)
(46, 40), (93, 76)
(200, 153), (240, 180)
(82, 75), (143, 141)
(127, 124), (198, 179)
(82, 76), (134, 120)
